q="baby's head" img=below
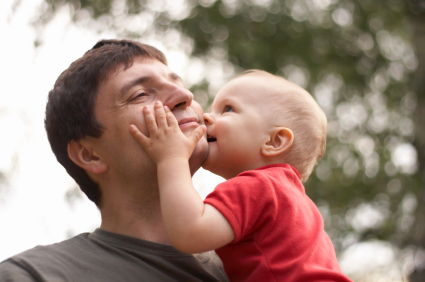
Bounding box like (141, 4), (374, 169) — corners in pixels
(204, 70), (327, 182)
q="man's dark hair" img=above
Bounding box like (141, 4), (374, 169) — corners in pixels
(45, 39), (167, 207)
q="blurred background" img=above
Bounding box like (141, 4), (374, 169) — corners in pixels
(1, 0), (424, 281)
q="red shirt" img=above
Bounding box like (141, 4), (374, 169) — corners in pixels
(204, 164), (352, 282)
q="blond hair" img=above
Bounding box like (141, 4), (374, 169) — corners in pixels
(237, 70), (327, 182)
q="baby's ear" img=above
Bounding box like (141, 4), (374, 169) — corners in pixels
(67, 139), (108, 175)
(261, 127), (294, 157)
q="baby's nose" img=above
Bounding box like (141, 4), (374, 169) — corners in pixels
(203, 113), (214, 126)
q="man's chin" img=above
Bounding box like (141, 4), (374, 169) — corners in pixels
(188, 139), (209, 175)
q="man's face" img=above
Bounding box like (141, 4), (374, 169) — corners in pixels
(90, 57), (208, 180)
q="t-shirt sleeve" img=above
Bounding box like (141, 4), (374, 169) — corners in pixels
(0, 259), (37, 282)
(204, 172), (280, 243)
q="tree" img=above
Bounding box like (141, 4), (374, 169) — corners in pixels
(406, 1), (425, 280)
(25, 0), (425, 280)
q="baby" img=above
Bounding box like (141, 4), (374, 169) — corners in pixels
(130, 70), (352, 281)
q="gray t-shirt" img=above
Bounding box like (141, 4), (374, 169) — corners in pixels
(0, 229), (228, 282)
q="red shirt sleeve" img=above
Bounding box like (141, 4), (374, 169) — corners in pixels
(204, 170), (282, 243)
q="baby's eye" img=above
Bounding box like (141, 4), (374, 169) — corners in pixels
(223, 105), (233, 113)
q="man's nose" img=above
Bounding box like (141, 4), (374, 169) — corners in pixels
(161, 83), (193, 110)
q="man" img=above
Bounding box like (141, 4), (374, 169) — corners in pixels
(0, 39), (227, 281)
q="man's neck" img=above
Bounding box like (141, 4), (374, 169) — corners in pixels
(99, 183), (171, 244)
(100, 214), (170, 244)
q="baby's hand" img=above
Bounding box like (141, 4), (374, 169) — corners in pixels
(129, 101), (206, 164)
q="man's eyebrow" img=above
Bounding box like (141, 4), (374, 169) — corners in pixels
(170, 72), (183, 82)
(120, 76), (151, 95)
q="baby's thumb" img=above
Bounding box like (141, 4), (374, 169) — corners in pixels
(191, 125), (207, 145)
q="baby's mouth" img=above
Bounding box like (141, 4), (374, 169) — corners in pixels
(207, 135), (217, 142)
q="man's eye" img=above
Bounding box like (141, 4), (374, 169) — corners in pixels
(130, 92), (146, 101)
(223, 105), (233, 113)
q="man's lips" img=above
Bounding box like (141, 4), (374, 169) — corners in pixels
(178, 117), (200, 129)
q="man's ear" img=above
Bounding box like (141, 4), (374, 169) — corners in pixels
(261, 127), (294, 157)
(67, 140), (107, 175)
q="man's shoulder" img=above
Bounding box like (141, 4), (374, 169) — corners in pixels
(0, 231), (228, 282)
(0, 233), (90, 282)
(3, 232), (89, 261)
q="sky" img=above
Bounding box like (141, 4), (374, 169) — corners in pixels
(0, 0), (414, 280)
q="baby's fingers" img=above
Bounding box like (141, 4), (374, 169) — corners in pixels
(154, 102), (168, 129)
(164, 105), (178, 127)
(143, 106), (158, 134)
(129, 124), (149, 147)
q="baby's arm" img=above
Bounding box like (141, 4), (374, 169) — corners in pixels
(130, 102), (234, 253)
